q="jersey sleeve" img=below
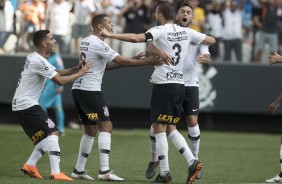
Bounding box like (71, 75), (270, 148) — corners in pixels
(146, 26), (162, 42)
(94, 42), (119, 62)
(188, 28), (206, 44)
(199, 44), (210, 55)
(30, 59), (57, 79)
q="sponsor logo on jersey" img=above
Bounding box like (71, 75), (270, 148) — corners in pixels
(86, 113), (99, 121)
(81, 42), (90, 46)
(80, 47), (88, 51)
(40, 60), (49, 70)
(157, 114), (180, 124)
(31, 130), (45, 144)
(166, 72), (183, 81)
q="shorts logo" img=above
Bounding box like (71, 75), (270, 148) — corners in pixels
(103, 106), (109, 117)
(86, 113), (98, 120)
(157, 114), (180, 124)
(31, 130), (45, 144)
(46, 118), (55, 128)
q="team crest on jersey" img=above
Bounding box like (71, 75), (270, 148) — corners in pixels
(46, 118), (55, 128)
(103, 106), (109, 117)
(197, 65), (217, 109)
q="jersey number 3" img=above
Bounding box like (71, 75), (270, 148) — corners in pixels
(172, 43), (181, 66)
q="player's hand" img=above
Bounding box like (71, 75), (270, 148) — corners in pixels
(79, 63), (92, 75)
(268, 101), (280, 115)
(56, 87), (63, 94)
(132, 52), (146, 60)
(159, 51), (172, 65)
(197, 54), (211, 67)
(100, 28), (112, 38)
(77, 52), (86, 69)
(268, 52), (282, 65)
(146, 56), (163, 66)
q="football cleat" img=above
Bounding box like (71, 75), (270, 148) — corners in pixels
(196, 170), (203, 179)
(266, 174), (282, 183)
(186, 160), (203, 184)
(154, 172), (172, 183)
(98, 170), (124, 181)
(146, 161), (159, 179)
(50, 172), (73, 181)
(71, 169), (94, 180)
(21, 163), (43, 179)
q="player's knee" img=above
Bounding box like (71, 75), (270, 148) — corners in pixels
(83, 125), (98, 137)
(98, 121), (112, 133)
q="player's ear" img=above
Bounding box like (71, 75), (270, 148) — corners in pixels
(98, 24), (104, 31)
(42, 40), (47, 47)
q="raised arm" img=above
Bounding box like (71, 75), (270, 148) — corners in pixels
(101, 28), (147, 43)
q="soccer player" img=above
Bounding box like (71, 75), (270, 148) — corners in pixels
(266, 53), (282, 183)
(12, 30), (91, 181)
(39, 50), (65, 135)
(70, 14), (163, 181)
(145, 2), (211, 181)
(101, 1), (215, 183)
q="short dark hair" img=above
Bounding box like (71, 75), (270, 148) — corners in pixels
(157, 1), (174, 21)
(92, 14), (109, 29)
(177, 2), (193, 13)
(33, 30), (50, 47)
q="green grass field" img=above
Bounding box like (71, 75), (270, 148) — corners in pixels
(0, 124), (280, 184)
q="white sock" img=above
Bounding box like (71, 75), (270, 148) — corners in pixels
(280, 144), (282, 172)
(155, 132), (169, 176)
(75, 133), (94, 172)
(149, 125), (158, 162)
(98, 132), (111, 172)
(188, 124), (200, 159)
(168, 130), (195, 166)
(46, 135), (61, 174)
(26, 138), (48, 166)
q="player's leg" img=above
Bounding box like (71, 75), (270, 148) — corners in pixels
(97, 120), (123, 181)
(266, 135), (282, 183)
(145, 125), (159, 179)
(71, 89), (97, 180)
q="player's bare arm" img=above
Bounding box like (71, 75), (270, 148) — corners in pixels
(268, 52), (282, 65)
(51, 63), (92, 85)
(106, 52), (146, 70)
(56, 53), (86, 76)
(268, 93), (282, 115)
(197, 54), (211, 67)
(147, 43), (172, 65)
(101, 28), (146, 43)
(200, 35), (216, 46)
(112, 55), (163, 67)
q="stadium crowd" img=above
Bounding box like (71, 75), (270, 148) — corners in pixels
(0, 0), (282, 62)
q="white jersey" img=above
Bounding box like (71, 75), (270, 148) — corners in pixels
(72, 35), (119, 91)
(12, 52), (57, 111)
(183, 44), (210, 87)
(147, 23), (205, 84)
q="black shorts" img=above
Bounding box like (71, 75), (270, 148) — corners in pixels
(183, 86), (199, 116)
(150, 83), (185, 125)
(16, 105), (57, 145)
(72, 89), (110, 125)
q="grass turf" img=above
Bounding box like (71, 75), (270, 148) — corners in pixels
(0, 124), (280, 184)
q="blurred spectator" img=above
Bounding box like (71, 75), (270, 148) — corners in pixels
(110, 0), (126, 9)
(72, 0), (96, 55)
(242, 0), (252, 42)
(222, 0), (244, 62)
(204, 0), (223, 60)
(254, 0), (280, 63)
(0, 0), (14, 54)
(187, 0), (206, 32)
(118, 0), (151, 57)
(46, 0), (72, 54)
(19, 0), (45, 51)
(251, 0), (263, 61)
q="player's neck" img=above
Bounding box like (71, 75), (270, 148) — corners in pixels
(35, 48), (49, 59)
(93, 30), (104, 41)
(160, 20), (173, 25)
